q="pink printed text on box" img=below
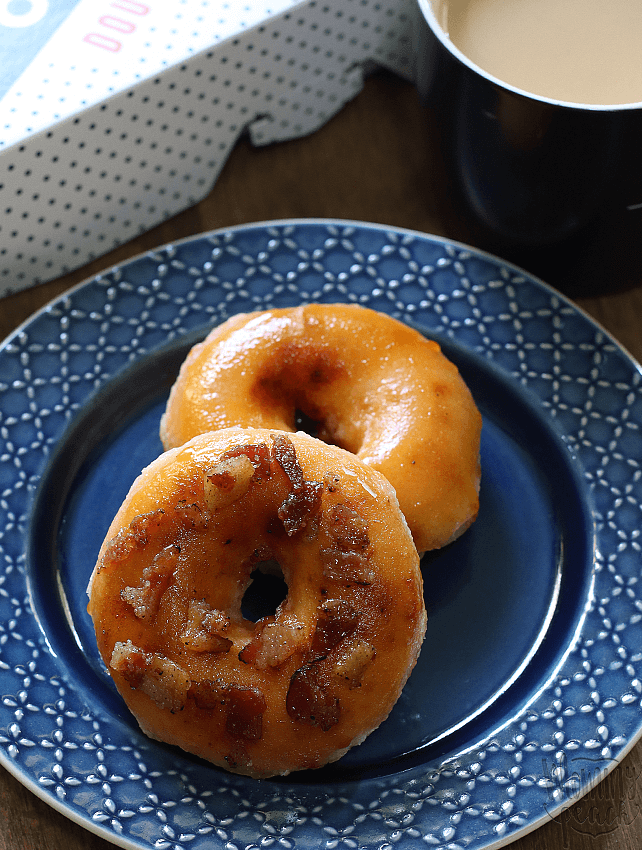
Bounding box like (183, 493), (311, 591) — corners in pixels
(84, 2), (152, 54)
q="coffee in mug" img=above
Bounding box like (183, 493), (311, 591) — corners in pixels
(431, 0), (642, 105)
(415, 0), (642, 248)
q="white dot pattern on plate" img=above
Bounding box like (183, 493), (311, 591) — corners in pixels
(1, 221), (641, 850)
(0, 0), (417, 292)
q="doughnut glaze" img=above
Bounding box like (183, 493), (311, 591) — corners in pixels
(87, 428), (426, 778)
(160, 304), (482, 553)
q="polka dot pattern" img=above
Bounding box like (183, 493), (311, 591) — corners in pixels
(0, 0), (417, 293)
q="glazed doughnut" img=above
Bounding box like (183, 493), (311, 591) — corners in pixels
(160, 303), (482, 553)
(87, 427), (426, 778)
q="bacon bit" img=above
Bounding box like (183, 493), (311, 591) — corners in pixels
(286, 660), (340, 731)
(181, 599), (232, 653)
(207, 466), (236, 493)
(320, 504), (374, 585)
(272, 433), (305, 490)
(128, 509), (167, 545)
(188, 679), (224, 710)
(222, 442), (272, 482)
(237, 639), (258, 666)
(311, 599), (360, 655)
(121, 544), (178, 620)
(98, 510), (168, 573)
(101, 530), (137, 567)
(333, 641), (376, 688)
(188, 680), (267, 741)
(175, 500), (210, 529)
(278, 481), (323, 536)
(204, 454), (255, 511)
(224, 685), (267, 741)
(109, 640), (190, 714)
(301, 511), (320, 542)
(120, 584), (147, 619)
(239, 616), (304, 669)
(330, 503), (369, 551)
(320, 546), (375, 585)
(110, 640), (150, 688)
(110, 642), (190, 712)
(325, 475), (340, 494)
(139, 655), (190, 713)
(121, 544), (179, 621)
(271, 433), (323, 535)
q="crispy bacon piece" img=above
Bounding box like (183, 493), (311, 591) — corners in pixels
(320, 545), (373, 584)
(110, 640), (149, 688)
(278, 485), (323, 536)
(286, 660), (340, 731)
(204, 454), (254, 511)
(188, 680), (267, 742)
(224, 685), (267, 741)
(110, 641), (189, 713)
(321, 504), (374, 585)
(330, 504), (369, 550)
(272, 432), (305, 490)
(101, 530), (137, 566)
(333, 641), (376, 688)
(238, 616), (304, 669)
(121, 544), (179, 621)
(281, 600), (365, 726)
(99, 509), (167, 569)
(140, 655), (190, 713)
(128, 509), (167, 546)
(181, 599), (232, 653)
(175, 500), (210, 529)
(188, 679), (224, 710)
(203, 441), (273, 512)
(311, 599), (360, 655)
(222, 442), (272, 481)
(271, 433), (323, 535)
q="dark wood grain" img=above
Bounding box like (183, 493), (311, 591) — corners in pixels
(1, 69), (641, 850)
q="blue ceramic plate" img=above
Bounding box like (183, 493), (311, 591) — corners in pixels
(1, 220), (641, 850)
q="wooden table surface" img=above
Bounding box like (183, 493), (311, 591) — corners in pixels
(1, 70), (642, 850)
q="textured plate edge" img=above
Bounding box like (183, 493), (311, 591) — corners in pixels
(1, 217), (640, 850)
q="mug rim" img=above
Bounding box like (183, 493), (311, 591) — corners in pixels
(415, 0), (642, 113)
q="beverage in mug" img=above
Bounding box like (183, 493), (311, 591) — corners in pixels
(431, 0), (642, 105)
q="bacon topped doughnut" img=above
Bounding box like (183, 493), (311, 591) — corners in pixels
(87, 428), (426, 777)
(160, 303), (482, 553)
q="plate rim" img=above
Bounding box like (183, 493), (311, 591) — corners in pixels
(4, 217), (642, 374)
(1, 217), (641, 850)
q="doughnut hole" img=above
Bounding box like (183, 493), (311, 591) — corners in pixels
(294, 407), (325, 440)
(251, 340), (363, 454)
(241, 562), (288, 623)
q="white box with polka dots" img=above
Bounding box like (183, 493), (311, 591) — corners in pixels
(0, 0), (418, 295)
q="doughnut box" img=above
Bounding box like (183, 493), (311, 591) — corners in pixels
(0, 0), (418, 296)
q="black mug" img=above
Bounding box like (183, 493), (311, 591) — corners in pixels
(414, 0), (642, 250)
